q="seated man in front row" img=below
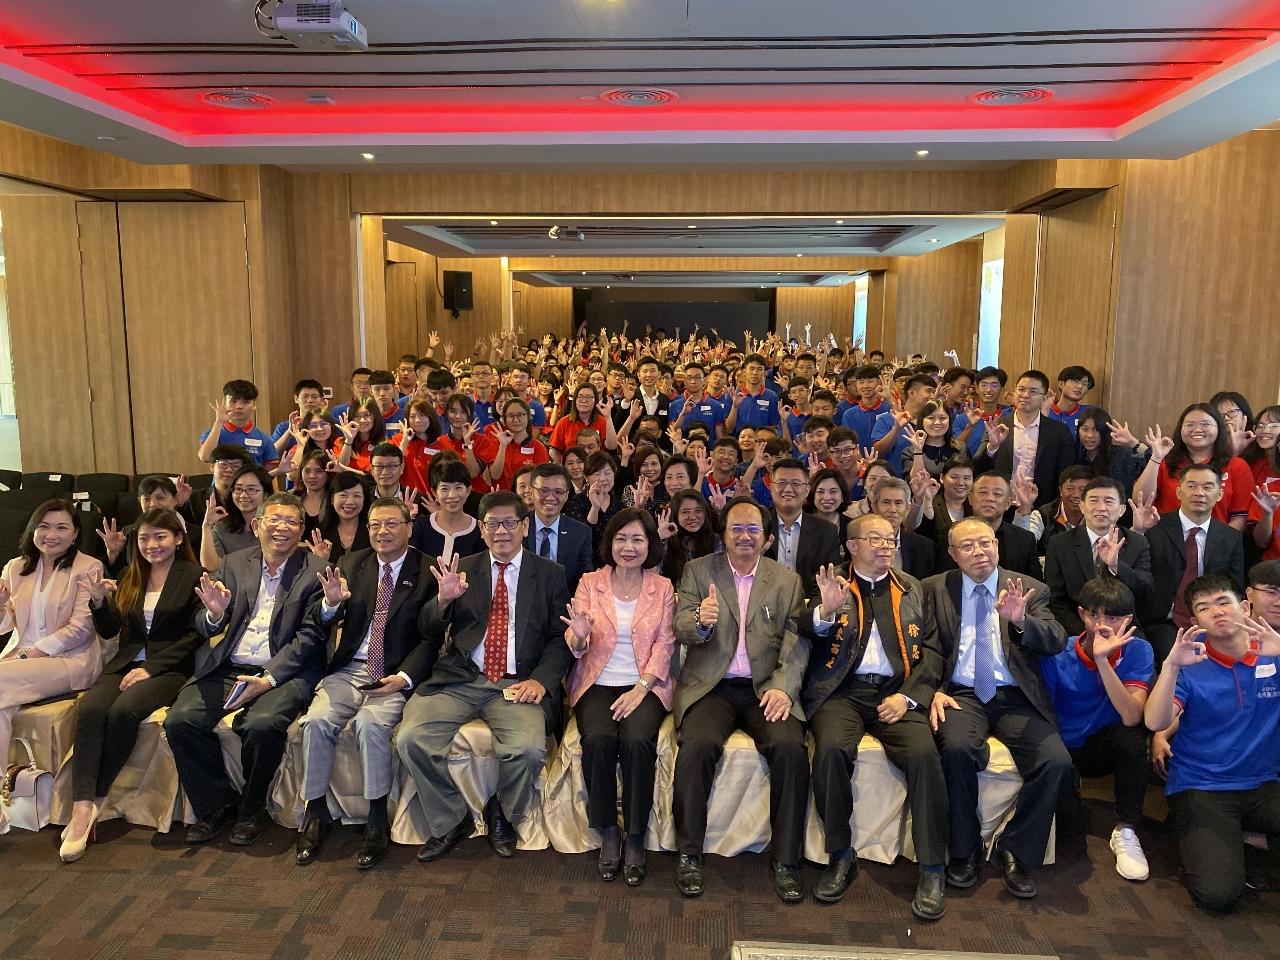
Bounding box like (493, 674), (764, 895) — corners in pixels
(396, 491), (571, 863)
(806, 514), (948, 920)
(1040, 577), (1154, 882)
(165, 492), (327, 846)
(926, 518), (1072, 900)
(294, 498), (438, 870)
(672, 497), (810, 903)
(1144, 574), (1280, 913)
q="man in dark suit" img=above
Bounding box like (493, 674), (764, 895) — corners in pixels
(973, 370), (1075, 509)
(1045, 477), (1154, 637)
(165, 492), (327, 846)
(672, 498), (810, 903)
(1132, 464), (1246, 660)
(925, 517), (1072, 900)
(869, 477), (936, 580)
(804, 514), (948, 920)
(635, 356), (672, 431)
(938, 473), (1040, 578)
(766, 457), (842, 599)
(1028, 466), (1091, 555)
(396, 491), (571, 863)
(294, 498), (438, 869)
(525, 464), (594, 593)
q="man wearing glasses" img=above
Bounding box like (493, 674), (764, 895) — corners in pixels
(165, 493), (328, 846)
(293, 499), (437, 870)
(925, 518), (1070, 900)
(397, 491), (571, 863)
(765, 457), (842, 599)
(974, 370), (1075, 510)
(671, 497), (810, 903)
(523, 464), (594, 593)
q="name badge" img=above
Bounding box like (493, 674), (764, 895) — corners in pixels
(1258, 663), (1277, 678)
(521, 446), (534, 455)
(424, 448), (439, 456)
(757, 399), (770, 408)
(700, 405), (713, 414)
(244, 438), (262, 448)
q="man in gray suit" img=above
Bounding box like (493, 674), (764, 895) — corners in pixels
(672, 497), (810, 903)
(165, 492), (327, 846)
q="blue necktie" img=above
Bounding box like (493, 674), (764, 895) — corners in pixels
(539, 527), (552, 558)
(972, 583), (997, 704)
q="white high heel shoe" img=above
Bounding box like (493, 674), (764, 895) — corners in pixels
(59, 803), (99, 863)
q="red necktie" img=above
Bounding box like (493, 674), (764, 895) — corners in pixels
(482, 562), (510, 682)
(1172, 529), (1200, 629)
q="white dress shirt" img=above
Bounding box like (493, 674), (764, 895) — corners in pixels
(1171, 512), (1211, 616)
(1011, 414), (1041, 481)
(813, 570), (893, 677)
(229, 560), (285, 668)
(951, 570), (1015, 689)
(471, 550), (522, 675)
(775, 512), (803, 571)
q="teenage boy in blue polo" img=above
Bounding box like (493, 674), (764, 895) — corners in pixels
(1144, 574), (1280, 913)
(1040, 578), (1154, 881)
(197, 379), (278, 469)
(724, 353), (781, 436)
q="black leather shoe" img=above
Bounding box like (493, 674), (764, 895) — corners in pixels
(356, 823), (389, 870)
(675, 854), (704, 898)
(997, 850), (1037, 899)
(185, 804), (237, 844)
(485, 797), (516, 858)
(771, 860), (804, 904)
(911, 871), (947, 921)
(229, 810), (269, 846)
(813, 848), (858, 903)
(417, 816), (473, 863)
(598, 852), (621, 881)
(295, 816), (333, 865)
(623, 837), (646, 887)
(946, 851), (979, 889)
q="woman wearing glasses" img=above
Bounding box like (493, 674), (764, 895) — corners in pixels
(199, 465), (271, 571)
(475, 397), (550, 493)
(562, 508), (674, 887)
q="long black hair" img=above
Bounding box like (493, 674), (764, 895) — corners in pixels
(17, 499), (81, 577)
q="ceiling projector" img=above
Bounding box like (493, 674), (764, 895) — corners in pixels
(547, 225), (586, 242)
(264, 2), (369, 51)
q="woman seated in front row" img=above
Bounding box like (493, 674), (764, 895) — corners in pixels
(563, 508), (675, 888)
(63, 508), (205, 862)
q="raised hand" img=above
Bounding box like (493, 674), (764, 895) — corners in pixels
(202, 494), (228, 530)
(815, 563), (850, 620)
(336, 412), (358, 442)
(656, 506), (678, 540)
(986, 421), (1010, 450)
(397, 487), (421, 519)
(463, 419), (481, 444)
(97, 518), (127, 560)
(994, 577), (1036, 625)
(1235, 614), (1280, 657)
(560, 598), (595, 643)
(1093, 526), (1124, 572)
(307, 528), (333, 562)
(195, 573), (232, 622)
(428, 330), (441, 349)
(707, 488), (728, 511)
(1167, 625), (1208, 667)
(632, 476), (654, 508)
(618, 438), (635, 464)
(209, 398), (229, 425)
(1252, 484), (1280, 516)
(316, 565), (351, 607)
(84, 576), (117, 606)
(1145, 425), (1174, 462)
(1109, 420), (1139, 448)
(173, 474), (193, 506)
(697, 582), (720, 629)
(444, 340), (455, 360)
(1091, 615), (1137, 660)
(807, 451), (824, 477)
(430, 554), (470, 603)
(1127, 491), (1160, 532)
(963, 401), (983, 427)
(908, 429), (927, 454)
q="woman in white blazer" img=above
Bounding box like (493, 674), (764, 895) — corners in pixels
(0, 499), (104, 833)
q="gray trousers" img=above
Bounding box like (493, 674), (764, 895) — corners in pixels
(298, 661), (407, 803)
(395, 675), (546, 838)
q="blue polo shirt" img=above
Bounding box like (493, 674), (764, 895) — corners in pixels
(669, 393), (726, 436)
(784, 410), (809, 444)
(1041, 636), (1154, 749)
(526, 397), (547, 429)
(199, 421), (277, 466)
(1046, 402), (1085, 436)
(870, 411), (912, 477)
(730, 387), (781, 434)
(1167, 645), (1280, 795)
(841, 399), (889, 448)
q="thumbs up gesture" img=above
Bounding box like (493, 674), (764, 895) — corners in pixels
(698, 582), (720, 629)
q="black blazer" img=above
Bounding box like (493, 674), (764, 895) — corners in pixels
(194, 546), (328, 686)
(1044, 525), (1153, 637)
(767, 513), (842, 600)
(938, 521), (1041, 579)
(1143, 511), (1245, 625)
(974, 415), (1076, 509)
(899, 528), (936, 581)
(524, 513), (595, 594)
(635, 390), (671, 431)
(312, 547), (438, 684)
(91, 558), (205, 677)
(416, 549), (572, 728)
(923, 568), (1067, 722)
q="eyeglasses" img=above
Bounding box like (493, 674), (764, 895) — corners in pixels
(953, 538), (996, 554)
(729, 524), (763, 536)
(851, 534), (894, 548)
(532, 486), (568, 499)
(369, 462), (400, 471)
(367, 519), (407, 531)
(772, 479), (808, 490)
(260, 515), (302, 529)
(830, 445), (857, 456)
(232, 485), (263, 495)
(482, 518), (522, 532)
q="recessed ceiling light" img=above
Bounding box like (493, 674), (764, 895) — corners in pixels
(581, 271), (587, 275)
(96, 135), (118, 142)
(489, 219), (499, 225)
(796, 253), (803, 258)
(927, 238), (940, 243)
(835, 219), (844, 225)
(361, 152), (376, 160)
(606, 285), (611, 289)
(915, 149), (930, 157)
(550, 254), (556, 258)
(687, 225), (697, 229)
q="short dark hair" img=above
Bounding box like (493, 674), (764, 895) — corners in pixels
(371, 442), (403, 462)
(743, 353), (767, 368)
(1077, 577), (1136, 617)
(810, 390), (838, 407)
(369, 369), (395, 387)
(368, 497), (411, 522)
(478, 490), (528, 522)
(826, 426), (857, 448)
(868, 349), (885, 360)
(1180, 463), (1222, 483)
(293, 378), (324, 395)
(398, 353), (418, 365)
(940, 367), (974, 387)
(853, 364), (882, 382)
(795, 352), (817, 366)
(1248, 560), (1280, 589)
(1017, 369), (1051, 393)
(351, 367), (373, 379)
(721, 496), (774, 539)
(769, 457), (808, 477)
(712, 437), (740, 455)
(598, 508), (663, 569)
(260, 490), (305, 522)
(915, 361), (940, 377)
(222, 379), (258, 402)
(1057, 365), (1095, 389)
(138, 475), (178, 498)
(426, 369), (457, 391)
(429, 458), (472, 489)
(532, 463), (573, 489)
(1082, 476), (1123, 500)
(976, 366), (1008, 386)
(443, 393), (474, 418)
(804, 415), (834, 434)
(637, 356), (659, 371)
(512, 464), (539, 490)
(1058, 465), (1094, 487)
(1184, 573), (1243, 608)
(905, 374), (935, 395)
(584, 452), (619, 477)
(940, 456), (975, 477)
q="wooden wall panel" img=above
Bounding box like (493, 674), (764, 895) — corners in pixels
(290, 173), (358, 395)
(894, 241), (982, 363)
(438, 257), (509, 351)
(0, 277), (15, 417)
(246, 165), (299, 421)
(117, 203), (253, 474)
(775, 286), (855, 346)
(513, 281), (573, 343)
(1031, 190), (1117, 403)
(1110, 130), (1280, 427)
(358, 215), (390, 370)
(998, 213), (1040, 373)
(385, 262), (422, 359)
(0, 195), (96, 473)
(867, 268), (898, 355)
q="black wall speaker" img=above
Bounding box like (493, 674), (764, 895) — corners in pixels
(442, 270), (473, 313)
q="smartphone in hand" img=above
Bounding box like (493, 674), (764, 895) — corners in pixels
(223, 679), (248, 711)
(357, 680), (384, 692)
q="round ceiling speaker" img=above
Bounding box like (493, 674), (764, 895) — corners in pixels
(200, 89), (275, 109)
(598, 87), (679, 107)
(969, 87), (1053, 106)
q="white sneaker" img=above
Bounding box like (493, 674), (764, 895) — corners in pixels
(1110, 826), (1149, 881)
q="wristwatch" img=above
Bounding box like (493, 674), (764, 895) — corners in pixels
(637, 677), (653, 691)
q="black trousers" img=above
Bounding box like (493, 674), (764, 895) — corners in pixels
(1068, 722), (1149, 826)
(574, 684), (667, 835)
(71, 668), (187, 802)
(810, 684), (948, 865)
(934, 685), (1073, 866)
(1171, 783), (1280, 913)
(673, 679), (810, 864)
(163, 662), (314, 820)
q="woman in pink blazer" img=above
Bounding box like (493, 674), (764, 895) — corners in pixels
(0, 500), (104, 833)
(562, 507), (675, 888)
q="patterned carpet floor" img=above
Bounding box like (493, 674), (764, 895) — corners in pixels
(0, 797), (1275, 960)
